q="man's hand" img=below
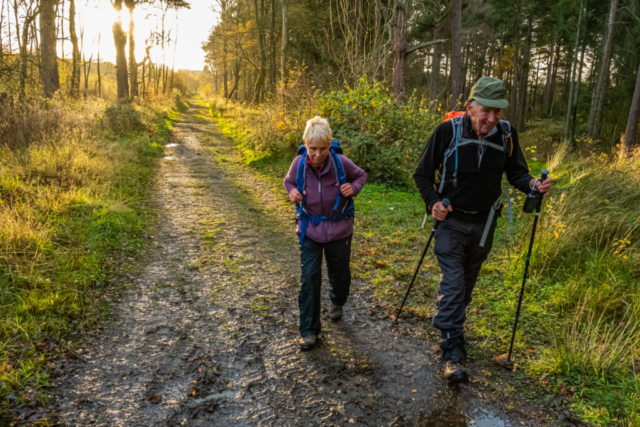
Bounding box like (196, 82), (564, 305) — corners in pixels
(432, 200), (453, 221)
(289, 188), (304, 203)
(340, 183), (354, 197)
(530, 176), (552, 197)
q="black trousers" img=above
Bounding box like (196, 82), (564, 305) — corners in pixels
(298, 235), (352, 337)
(433, 217), (496, 351)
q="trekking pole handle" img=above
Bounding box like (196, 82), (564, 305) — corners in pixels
(434, 198), (451, 229)
(540, 169), (549, 182)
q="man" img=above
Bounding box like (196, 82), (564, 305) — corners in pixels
(414, 77), (551, 385)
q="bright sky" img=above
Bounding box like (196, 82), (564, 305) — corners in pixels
(59, 0), (218, 71)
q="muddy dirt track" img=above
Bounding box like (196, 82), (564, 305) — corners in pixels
(52, 103), (543, 426)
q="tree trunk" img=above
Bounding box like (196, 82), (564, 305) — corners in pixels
(570, 39), (586, 141)
(269, 0), (276, 94)
(82, 53), (92, 98)
(19, 13), (33, 98)
(516, 13), (532, 130)
(279, 0), (287, 93)
(60, 0), (64, 58)
(623, 61), (640, 151)
(69, 0), (81, 97)
(588, 0), (618, 140)
(112, 0), (129, 100)
(549, 48), (560, 116)
(564, 1), (583, 143)
(97, 41), (102, 97)
(40, 0), (60, 98)
(430, 39), (441, 100)
(126, 2), (138, 99)
(509, 0), (521, 121)
(449, 0), (462, 110)
(252, 0), (267, 104)
(392, 0), (407, 99)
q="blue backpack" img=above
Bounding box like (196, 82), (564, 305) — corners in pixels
(295, 140), (355, 245)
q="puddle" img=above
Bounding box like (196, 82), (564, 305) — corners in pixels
(166, 143), (179, 148)
(415, 406), (508, 427)
(163, 156), (174, 160)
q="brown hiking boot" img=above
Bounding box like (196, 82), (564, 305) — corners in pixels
(328, 304), (343, 321)
(299, 335), (317, 351)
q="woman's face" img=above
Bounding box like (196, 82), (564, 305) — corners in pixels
(305, 139), (331, 167)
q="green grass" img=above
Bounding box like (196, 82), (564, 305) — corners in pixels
(211, 99), (640, 426)
(0, 97), (187, 421)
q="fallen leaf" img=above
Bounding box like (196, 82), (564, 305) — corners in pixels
(149, 395), (162, 403)
(412, 389), (417, 393)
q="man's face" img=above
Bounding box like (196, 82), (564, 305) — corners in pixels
(466, 102), (503, 137)
(305, 139), (331, 167)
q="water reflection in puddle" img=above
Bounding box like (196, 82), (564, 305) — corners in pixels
(163, 156), (174, 160)
(166, 143), (178, 148)
(416, 406), (507, 427)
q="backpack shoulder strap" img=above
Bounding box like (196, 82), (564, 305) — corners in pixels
(331, 150), (347, 186)
(499, 120), (514, 157)
(295, 154), (307, 194)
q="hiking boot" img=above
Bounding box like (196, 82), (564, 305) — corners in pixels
(443, 361), (469, 385)
(442, 346), (468, 385)
(328, 304), (343, 321)
(300, 335), (317, 351)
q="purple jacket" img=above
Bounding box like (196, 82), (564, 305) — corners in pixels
(284, 154), (367, 243)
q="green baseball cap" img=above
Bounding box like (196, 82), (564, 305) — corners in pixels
(468, 77), (509, 109)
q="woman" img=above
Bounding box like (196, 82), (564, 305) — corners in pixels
(284, 116), (367, 351)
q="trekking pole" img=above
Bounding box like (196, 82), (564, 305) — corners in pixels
(496, 170), (549, 370)
(394, 198), (450, 324)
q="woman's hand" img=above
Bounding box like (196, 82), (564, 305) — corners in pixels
(289, 188), (304, 203)
(340, 183), (354, 197)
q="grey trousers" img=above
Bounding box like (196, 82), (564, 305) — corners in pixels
(432, 216), (496, 349)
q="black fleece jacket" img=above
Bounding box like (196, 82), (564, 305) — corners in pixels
(414, 113), (533, 222)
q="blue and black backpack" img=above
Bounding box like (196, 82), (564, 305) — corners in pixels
(295, 140), (355, 245)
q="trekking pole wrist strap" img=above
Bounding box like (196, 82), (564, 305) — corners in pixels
(531, 178), (540, 191)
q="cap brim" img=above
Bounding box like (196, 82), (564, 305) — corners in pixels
(475, 97), (508, 109)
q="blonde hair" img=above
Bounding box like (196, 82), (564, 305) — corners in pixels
(303, 116), (332, 146)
